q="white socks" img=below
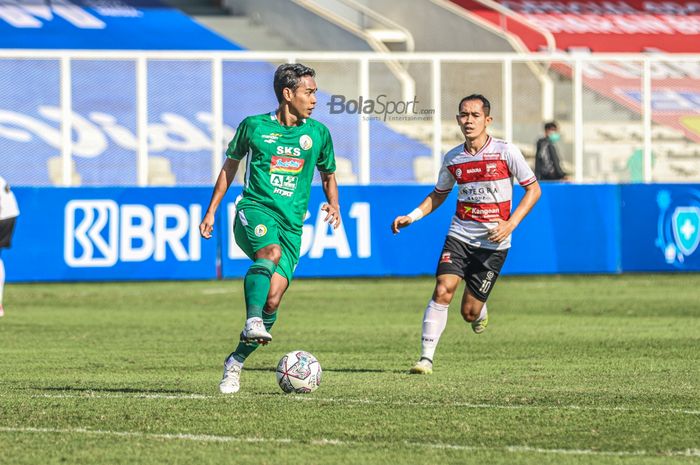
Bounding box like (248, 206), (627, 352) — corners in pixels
(0, 257), (5, 306)
(420, 300), (449, 362)
(475, 303), (487, 322)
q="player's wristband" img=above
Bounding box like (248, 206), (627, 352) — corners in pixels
(407, 208), (424, 223)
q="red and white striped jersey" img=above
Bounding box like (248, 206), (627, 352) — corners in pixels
(434, 136), (536, 250)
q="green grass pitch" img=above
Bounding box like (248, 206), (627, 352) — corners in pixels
(0, 275), (698, 464)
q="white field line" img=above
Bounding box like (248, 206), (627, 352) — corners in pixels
(0, 426), (698, 458)
(28, 393), (211, 400)
(10, 392), (699, 416)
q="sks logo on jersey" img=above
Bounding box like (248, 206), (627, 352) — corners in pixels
(483, 153), (501, 161)
(276, 146), (302, 157)
(270, 156), (304, 174)
(656, 189), (700, 267)
(64, 200), (202, 267)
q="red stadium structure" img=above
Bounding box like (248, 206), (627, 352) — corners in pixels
(450, 0), (700, 141)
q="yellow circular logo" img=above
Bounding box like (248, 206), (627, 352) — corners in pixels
(254, 224), (268, 237)
(299, 135), (313, 150)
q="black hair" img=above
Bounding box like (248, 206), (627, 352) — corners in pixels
(273, 63), (316, 103)
(544, 121), (558, 131)
(458, 94), (491, 116)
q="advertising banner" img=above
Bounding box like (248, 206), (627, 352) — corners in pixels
(221, 184), (621, 278)
(621, 184), (700, 271)
(7, 183), (690, 282)
(3, 187), (218, 281)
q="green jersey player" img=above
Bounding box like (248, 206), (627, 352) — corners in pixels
(199, 64), (340, 394)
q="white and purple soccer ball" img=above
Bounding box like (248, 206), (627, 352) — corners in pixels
(276, 350), (322, 394)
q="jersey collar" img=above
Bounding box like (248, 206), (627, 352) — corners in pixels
(270, 111), (307, 127)
(462, 135), (492, 157)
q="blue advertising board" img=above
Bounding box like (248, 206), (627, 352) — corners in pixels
(5, 183), (697, 283)
(219, 184), (620, 278)
(504, 183), (620, 274)
(621, 184), (700, 271)
(3, 187), (218, 281)
(219, 186), (451, 279)
(0, 0), (241, 50)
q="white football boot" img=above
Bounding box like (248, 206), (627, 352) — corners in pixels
(219, 357), (242, 394)
(409, 358), (433, 374)
(240, 317), (272, 345)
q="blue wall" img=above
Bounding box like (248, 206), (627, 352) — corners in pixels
(0, 0), (242, 50)
(3, 183), (699, 283)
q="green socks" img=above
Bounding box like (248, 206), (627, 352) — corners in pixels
(244, 258), (276, 320)
(232, 310), (278, 363)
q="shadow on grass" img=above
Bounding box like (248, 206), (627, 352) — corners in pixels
(244, 367), (405, 374)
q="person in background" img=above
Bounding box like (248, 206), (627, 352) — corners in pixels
(535, 121), (568, 181)
(0, 176), (20, 317)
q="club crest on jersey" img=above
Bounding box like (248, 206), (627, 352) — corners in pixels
(254, 224), (268, 237)
(440, 252), (452, 264)
(270, 156), (305, 174)
(299, 135), (313, 150)
(455, 168), (462, 178)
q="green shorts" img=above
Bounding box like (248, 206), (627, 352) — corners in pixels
(234, 204), (302, 283)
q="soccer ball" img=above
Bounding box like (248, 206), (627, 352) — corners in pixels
(275, 350), (322, 393)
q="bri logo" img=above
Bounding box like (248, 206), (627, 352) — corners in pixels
(64, 200), (202, 267)
(656, 190), (700, 267)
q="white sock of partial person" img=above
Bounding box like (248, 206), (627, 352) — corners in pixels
(420, 300), (449, 362)
(475, 303), (487, 322)
(0, 257), (5, 306)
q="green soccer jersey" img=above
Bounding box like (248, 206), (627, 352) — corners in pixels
(226, 112), (336, 232)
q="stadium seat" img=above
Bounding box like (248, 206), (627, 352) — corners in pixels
(334, 157), (358, 185)
(148, 156), (177, 186)
(412, 156), (434, 183)
(47, 156), (82, 186)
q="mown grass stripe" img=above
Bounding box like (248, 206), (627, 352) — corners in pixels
(11, 392), (698, 416)
(1, 426), (698, 458)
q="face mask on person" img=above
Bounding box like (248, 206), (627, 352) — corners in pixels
(548, 132), (561, 143)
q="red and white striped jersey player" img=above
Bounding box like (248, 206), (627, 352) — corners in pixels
(391, 94), (541, 375)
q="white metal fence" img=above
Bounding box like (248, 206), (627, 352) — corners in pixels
(1, 50), (699, 186)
